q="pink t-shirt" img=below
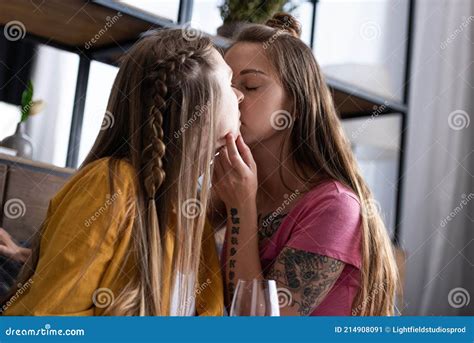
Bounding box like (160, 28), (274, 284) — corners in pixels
(259, 180), (362, 316)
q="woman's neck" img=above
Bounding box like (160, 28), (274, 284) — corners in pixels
(250, 133), (309, 206)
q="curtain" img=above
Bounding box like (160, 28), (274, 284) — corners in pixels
(400, 0), (473, 315)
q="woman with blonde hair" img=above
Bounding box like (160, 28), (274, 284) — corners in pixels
(212, 13), (398, 316)
(1, 28), (243, 316)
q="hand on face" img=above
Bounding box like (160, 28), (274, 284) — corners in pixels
(212, 134), (258, 207)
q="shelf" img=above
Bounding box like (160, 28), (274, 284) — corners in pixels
(326, 77), (407, 119)
(0, 0), (163, 50)
(0, 153), (75, 176)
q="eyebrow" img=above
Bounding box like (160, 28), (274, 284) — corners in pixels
(240, 69), (267, 76)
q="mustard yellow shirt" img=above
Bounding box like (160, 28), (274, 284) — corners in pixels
(2, 157), (223, 316)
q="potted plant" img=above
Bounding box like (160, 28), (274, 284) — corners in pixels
(217, 0), (296, 38)
(0, 81), (45, 159)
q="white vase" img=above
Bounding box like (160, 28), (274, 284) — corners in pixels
(0, 122), (33, 159)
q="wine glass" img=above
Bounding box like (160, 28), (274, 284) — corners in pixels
(229, 279), (280, 316)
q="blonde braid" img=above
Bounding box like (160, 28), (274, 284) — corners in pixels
(142, 47), (206, 199)
(139, 46), (208, 315)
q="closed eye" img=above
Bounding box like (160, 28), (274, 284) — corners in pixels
(245, 86), (259, 91)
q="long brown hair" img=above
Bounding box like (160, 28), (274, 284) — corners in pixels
(3, 29), (221, 315)
(232, 13), (399, 316)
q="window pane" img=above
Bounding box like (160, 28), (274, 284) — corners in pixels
(192, 0), (223, 35)
(291, 0), (314, 46)
(314, 0), (409, 102)
(25, 45), (78, 167)
(192, 0), (310, 38)
(0, 101), (20, 142)
(78, 61), (119, 165)
(119, 0), (180, 22)
(342, 113), (402, 238)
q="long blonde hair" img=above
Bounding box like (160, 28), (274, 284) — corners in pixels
(232, 13), (399, 316)
(3, 29), (221, 315)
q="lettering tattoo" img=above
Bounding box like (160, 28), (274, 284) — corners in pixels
(228, 207), (240, 299)
(266, 247), (345, 316)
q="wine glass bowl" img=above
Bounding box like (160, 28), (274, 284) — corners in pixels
(229, 279), (280, 316)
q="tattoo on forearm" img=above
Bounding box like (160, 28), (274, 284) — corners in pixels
(266, 247), (345, 316)
(228, 207), (240, 299)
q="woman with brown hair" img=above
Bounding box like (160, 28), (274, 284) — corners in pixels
(1, 28), (243, 316)
(212, 13), (398, 316)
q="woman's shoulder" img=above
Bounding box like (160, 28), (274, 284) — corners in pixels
(51, 157), (137, 208)
(284, 179), (363, 268)
(80, 157), (135, 181)
(74, 157), (135, 187)
(296, 179), (361, 217)
(317, 179), (360, 204)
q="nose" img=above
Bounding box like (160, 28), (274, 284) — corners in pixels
(233, 87), (244, 103)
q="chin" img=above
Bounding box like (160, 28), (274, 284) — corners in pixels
(240, 129), (256, 146)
